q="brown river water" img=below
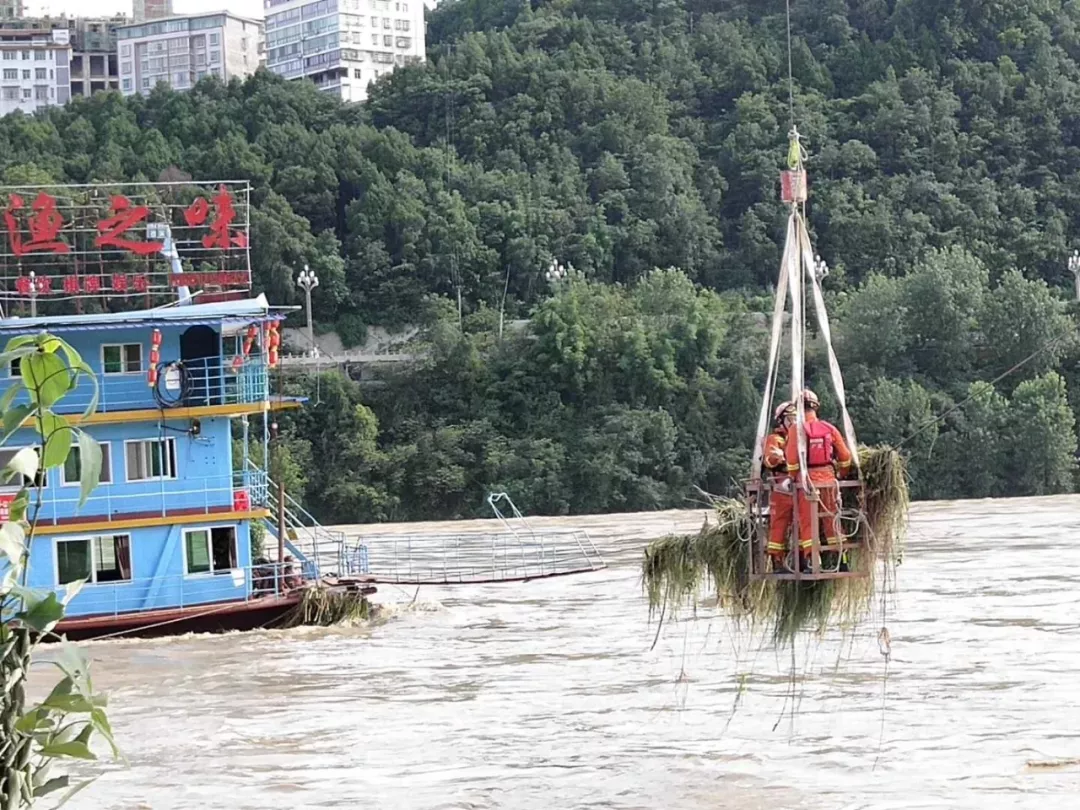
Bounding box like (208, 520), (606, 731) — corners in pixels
(42, 497), (1080, 809)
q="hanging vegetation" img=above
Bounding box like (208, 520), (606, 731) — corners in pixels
(642, 446), (909, 644)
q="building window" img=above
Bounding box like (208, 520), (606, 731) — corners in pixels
(56, 534), (132, 586)
(142, 77), (150, 88)
(209, 50), (220, 63)
(21, 70), (28, 80)
(21, 88), (30, 99)
(402, 2), (408, 9)
(34, 86), (47, 101)
(35, 68), (46, 80)
(2, 69), (15, 80)
(61, 442), (113, 488)
(354, 68), (362, 78)
(184, 526), (237, 575)
(21, 51), (29, 60)
(371, 33), (378, 45)
(371, 15), (377, 25)
(122, 61), (132, 75)
(34, 51), (46, 61)
(124, 438), (177, 482)
(384, 34), (392, 46)
(402, 20), (410, 31)
(1, 86), (17, 100)
(174, 72), (188, 85)
(102, 343), (142, 374)
(383, 17), (390, 28)
(121, 44), (131, 57)
(209, 33), (219, 46)
(2, 52), (13, 61)
(122, 78), (131, 90)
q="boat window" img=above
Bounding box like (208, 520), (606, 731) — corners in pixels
(56, 534), (132, 585)
(101, 343), (143, 374)
(0, 446), (46, 491)
(8, 356), (20, 377)
(125, 438), (177, 481)
(60, 441), (112, 487)
(185, 526), (238, 575)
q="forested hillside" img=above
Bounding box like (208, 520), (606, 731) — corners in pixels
(4, 0), (1080, 519)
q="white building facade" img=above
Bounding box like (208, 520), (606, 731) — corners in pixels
(0, 26), (69, 115)
(117, 12), (261, 96)
(264, 0), (424, 103)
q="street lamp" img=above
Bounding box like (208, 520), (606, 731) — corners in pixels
(28, 271), (39, 318)
(296, 264), (319, 357)
(1069, 250), (1080, 302)
(545, 259), (570, 284)
(813, 254), (829, 282)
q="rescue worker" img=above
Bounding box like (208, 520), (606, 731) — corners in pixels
(763, 401), (796, 571)
(784, 389), (853, 572)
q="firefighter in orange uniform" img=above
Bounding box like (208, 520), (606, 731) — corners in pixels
(763, 401), (796, 571)
(784, 389), (853, 571)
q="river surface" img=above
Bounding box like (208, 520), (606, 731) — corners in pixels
(49, 497), (1080, 809)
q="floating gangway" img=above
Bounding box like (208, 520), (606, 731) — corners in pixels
(346, 493), (607, 585)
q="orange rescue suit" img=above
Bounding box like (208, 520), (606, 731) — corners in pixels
(763, 431), (793, 559)
(784, 411), (853, 549)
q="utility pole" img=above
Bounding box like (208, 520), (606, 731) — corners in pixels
(297, 264), (319, 356)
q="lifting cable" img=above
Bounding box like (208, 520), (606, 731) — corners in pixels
(897, 323), (1078, 450)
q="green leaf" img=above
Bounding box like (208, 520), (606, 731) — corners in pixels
(14, 707), (45, 735)
(90, 707), (122, 759)
(33, 776), (70, 799)
(3, 403), (32, 435)
(17, 590), (65, 633)
(60, 577), (84, 607)
(3, 335), (37, 352)
(0, 520), (26, 562)
(38, 741), (96, 760)
(52, 338), (84, 374)
(42, 693), (96, 714)
(8, 488), (29, 522)
(73, 360), (99, 420)
(22, 352), (70, 408)
(53, 777), (95, 807)
(41, 412), (74, 470)
(6, 446), (38, 482)
(0, 379), (22, 413)
(50, 643), (91, 685)
(75, 430), (102, 507)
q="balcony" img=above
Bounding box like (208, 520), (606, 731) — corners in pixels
(5, 356), (268, 416)
(30, 467), (268, 528)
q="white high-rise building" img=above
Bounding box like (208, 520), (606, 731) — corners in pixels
(117, 11), (261, 96)
(264, 0), (425, 103)
(0, 25), (69, 115)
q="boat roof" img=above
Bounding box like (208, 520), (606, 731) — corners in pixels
(0, 295), (296, 335)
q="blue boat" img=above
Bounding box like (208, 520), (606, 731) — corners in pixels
(0, 294), (371, 640)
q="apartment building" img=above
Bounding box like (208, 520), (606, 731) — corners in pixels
(0, 0), (23, 20)
(132, 0), (173, 24)
(264, 0), (425, 103)
(70, 15), (125, 97)
(117, 11), (261, 96)
(0, 25), (69, 115)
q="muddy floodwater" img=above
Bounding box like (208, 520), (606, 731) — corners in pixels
(49, 497), (1080, 809)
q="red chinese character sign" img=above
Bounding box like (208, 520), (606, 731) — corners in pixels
(0, 181), (252, 307)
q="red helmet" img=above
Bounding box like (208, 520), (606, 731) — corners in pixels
(802, 388), (820, 410)
(773, 400), (795, 426)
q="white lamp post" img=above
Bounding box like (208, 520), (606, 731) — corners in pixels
(296, 264), (319, 357)
(1069, 250), (1080, 302)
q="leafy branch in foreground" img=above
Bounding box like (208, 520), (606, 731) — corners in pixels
(0, 333), (121, 808)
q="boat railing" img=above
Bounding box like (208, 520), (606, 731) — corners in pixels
(1, 355), (268, 415)
(255, 462), (362, 578)
(56, 560), (307, 620)
(30, 467), (269, 526)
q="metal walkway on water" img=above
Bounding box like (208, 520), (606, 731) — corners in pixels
(349, 493), (607, 585)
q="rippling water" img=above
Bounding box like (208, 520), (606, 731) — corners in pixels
(44, 498), (1080, 809)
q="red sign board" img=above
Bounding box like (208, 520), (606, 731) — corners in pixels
(233, 489), (251, 513)
(0, 493), (15, 522)
(0, 181), (252, 306)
